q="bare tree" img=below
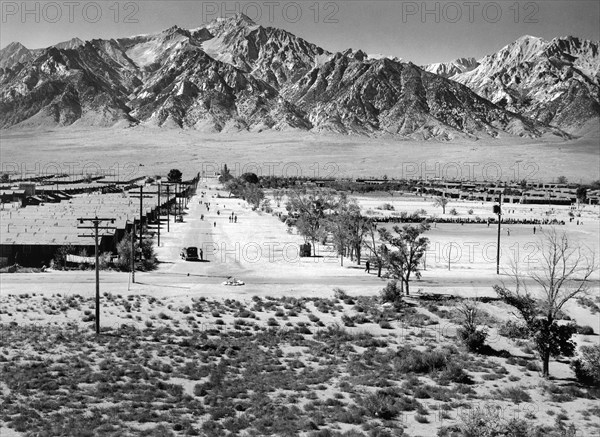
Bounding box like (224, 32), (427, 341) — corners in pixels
(327, 206), (349, 266)
(379, 222), (430, 295)
(287, 188), (337, 257)
(433, 196), (449, 214)
(363, 220), (386, 277)
(494, 228), (597, 377)
(273, 189), (285, 207)
(327, 198), (369, 266)
(344, 200), (369, 264)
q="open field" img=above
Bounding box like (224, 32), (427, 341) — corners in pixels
(1, 128), (599, 182)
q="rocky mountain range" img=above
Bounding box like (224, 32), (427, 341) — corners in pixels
(425, 36), (600, 135)
(1, 14), (598, 139)
(423, 57), (479, 78)
(0, 38), (85, 70)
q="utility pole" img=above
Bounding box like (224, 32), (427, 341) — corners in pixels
(494, 192), (503, 275)
(129, 186), (145, 261)
(139, 186), (143, 261)
(178, 183), (182, 214)
(166, 185), (170, 232)
(131, 221), (135, 285)
(157, 183), (161, 247)
(78, 216), (116, 335)
(175, 183), (179, 218)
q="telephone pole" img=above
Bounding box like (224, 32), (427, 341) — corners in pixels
(495, 192), (503, 275)
(157, 183), (161, 247)
(130, 186), (154, 260)
(78, 216), (116, 335)
(131, 221), (135, 284)
(166, 185), (170, 232)
(139, 186), (143, 260)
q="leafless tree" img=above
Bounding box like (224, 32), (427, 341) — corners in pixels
(273, 189), (285, 207)
(433, 196), (449, 214)
(495, 228), (597, 377)
(363, 220), (386, 277)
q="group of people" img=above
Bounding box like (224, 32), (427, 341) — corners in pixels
(199, 194), (239, 227)
(374, 216), (566, 226)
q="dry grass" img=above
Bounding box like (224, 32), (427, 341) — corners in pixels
(1, 292), (598, 436)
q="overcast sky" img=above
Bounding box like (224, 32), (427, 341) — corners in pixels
(1, 0), (599, 64)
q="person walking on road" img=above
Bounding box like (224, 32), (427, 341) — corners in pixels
(365, 261), (370, 273)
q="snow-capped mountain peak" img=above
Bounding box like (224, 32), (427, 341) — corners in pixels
(0, 23), (595, 139)
(450, 35), (599, 135)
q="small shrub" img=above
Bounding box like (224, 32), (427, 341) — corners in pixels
(439, 363), (473, 385)
(576, 325), (595, 335)
(334, 288), (349, 300)
(498, 321), (529, 339)
(342, 314), (355, 327)
(394, 347), (449, 374)
(361, 391), (401, 420)
(380, 281), (404, 309)
(457, 327), (487, 353)
(571, 344), (600, 386)
(415, 414), (429, 423)
(379, 321), (392, 329)
(497, 386), (532, 404)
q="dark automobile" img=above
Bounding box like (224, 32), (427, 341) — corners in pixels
(180, 247), (200, 261)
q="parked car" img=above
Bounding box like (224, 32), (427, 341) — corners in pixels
(180, 247), (200, 261)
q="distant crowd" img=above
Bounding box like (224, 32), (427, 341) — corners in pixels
(373, 216), (566, 226)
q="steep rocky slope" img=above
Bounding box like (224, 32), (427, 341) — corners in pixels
(452, 36), (600, 134)
(1, 15), (591, 139)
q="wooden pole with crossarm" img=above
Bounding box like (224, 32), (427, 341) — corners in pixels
(78, 216), (116, 335)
